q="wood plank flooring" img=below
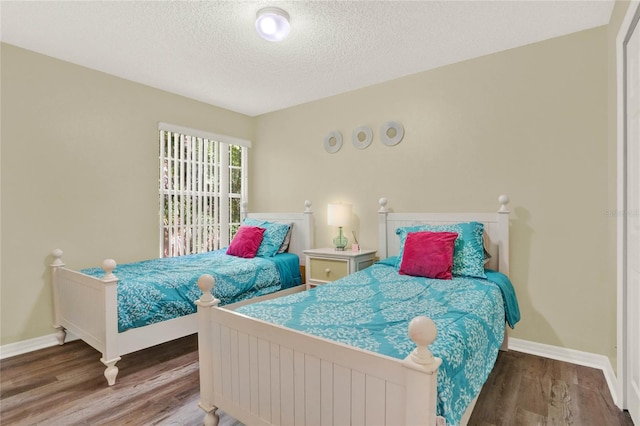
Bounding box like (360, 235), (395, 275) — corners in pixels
(0, 335), (633, 425)
(468, 350), (633, 426)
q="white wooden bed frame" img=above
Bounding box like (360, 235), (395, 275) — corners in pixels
(196, 195), (511, 426)
(50, 201), (315, 386)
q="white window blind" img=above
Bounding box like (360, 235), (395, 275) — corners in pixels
(159, 124), (249, 257)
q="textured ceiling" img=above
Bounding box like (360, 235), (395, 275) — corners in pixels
(1, 1), (614, 117)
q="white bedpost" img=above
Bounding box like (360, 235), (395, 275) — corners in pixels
(497, 194), (510, 276)
(196, 274), (221, 426)
(240, 200), (248, 221)
(497, 195), (511, 352)
(303, 200), (314, 249)
(378, 197), (389, 259)
(50, 249), (67, 345)
(100, 258), (121, 386)
(402, 316), (443, 426)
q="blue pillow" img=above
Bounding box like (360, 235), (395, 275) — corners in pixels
(395, 221), (486, 279)
(242, 218), (291, 257)
(276, 222), (294, 254)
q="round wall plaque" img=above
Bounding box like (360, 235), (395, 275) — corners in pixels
(352, 126), (373, 149)
(324, 131), (343, 153)
(380, 121), (404, 146)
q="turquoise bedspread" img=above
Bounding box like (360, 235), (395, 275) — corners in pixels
(81, 250), (301, 333)
(236, 259), (519, 425)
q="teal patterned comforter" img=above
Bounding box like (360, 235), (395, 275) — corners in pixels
(236, 258), (519, 425)
(81, 250), (301, 333)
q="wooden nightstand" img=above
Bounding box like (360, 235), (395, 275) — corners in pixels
(304, 248), (377, 289)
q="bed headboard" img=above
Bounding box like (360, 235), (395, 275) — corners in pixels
(243, 201), (315, 265)
(378, 195), (510, 275)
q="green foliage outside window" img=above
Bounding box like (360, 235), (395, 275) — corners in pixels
(159, 130), (245, 257)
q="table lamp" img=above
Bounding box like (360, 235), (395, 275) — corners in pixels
(327, 203), (352, 251)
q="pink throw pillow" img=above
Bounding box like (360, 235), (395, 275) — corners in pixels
(399, 231), (458, 279)
(226, 226), (265, 258)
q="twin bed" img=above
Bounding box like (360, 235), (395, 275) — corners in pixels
(195, 195), (519, 426)
(50, 202), (314, 385)
(50, 195), (519, 425)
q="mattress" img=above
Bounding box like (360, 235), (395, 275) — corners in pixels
(81, 249), (301, 332)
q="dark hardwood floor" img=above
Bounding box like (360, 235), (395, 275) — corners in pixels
(468, 350), (633, 426)
(0, 335), (633, 425)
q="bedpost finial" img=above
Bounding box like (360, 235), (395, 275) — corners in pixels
(51, 249), (64, 266)
(304, 200), (312, 212)
(102, 259), (117, 280)
(408, 316), (440, 368)
(197, 274), (215, 303)
(498, 194), (510, 213)
(241, 201), (248, 211)
(408, 316), (437, 347)
(378, 197), (388, 213)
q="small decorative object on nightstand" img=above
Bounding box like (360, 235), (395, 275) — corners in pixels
(304, 248), (377, 289)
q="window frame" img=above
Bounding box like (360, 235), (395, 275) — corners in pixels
(158, 122), (250, 257)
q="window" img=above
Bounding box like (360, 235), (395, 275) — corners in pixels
(159, 123), (249, 257)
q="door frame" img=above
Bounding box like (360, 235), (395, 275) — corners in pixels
(616, 0), (640, 411)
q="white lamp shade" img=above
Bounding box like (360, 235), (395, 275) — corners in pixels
(327, 203), (352, 227)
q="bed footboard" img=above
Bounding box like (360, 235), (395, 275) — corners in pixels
(196, 275), (442, 426)
(50, 249), (121, 385)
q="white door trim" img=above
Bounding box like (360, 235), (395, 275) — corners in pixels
(616, 0), (640, 411)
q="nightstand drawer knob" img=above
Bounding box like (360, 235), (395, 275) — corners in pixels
(325, 268), (331, 274)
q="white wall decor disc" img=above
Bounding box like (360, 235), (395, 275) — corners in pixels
(380, 121), (404, 146)
(324, 131), (343, 153)
(352, 126), (373, 149)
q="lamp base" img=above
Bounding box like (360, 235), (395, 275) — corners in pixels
(333, 227), (348, 251)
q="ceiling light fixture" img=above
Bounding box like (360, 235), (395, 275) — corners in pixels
(255, 7), (290, 42)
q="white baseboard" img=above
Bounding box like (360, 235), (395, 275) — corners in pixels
(0, 331), (78, 360)
(509, 338), (619, 406)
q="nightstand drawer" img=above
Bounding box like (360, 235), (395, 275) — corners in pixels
(304, 248), (377, 289)
(309, 258), (348, 282)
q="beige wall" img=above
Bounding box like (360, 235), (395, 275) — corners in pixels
(0, 43), (254, 345)
(0, 21), (619, 367)
(253, 27), (614, 362)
